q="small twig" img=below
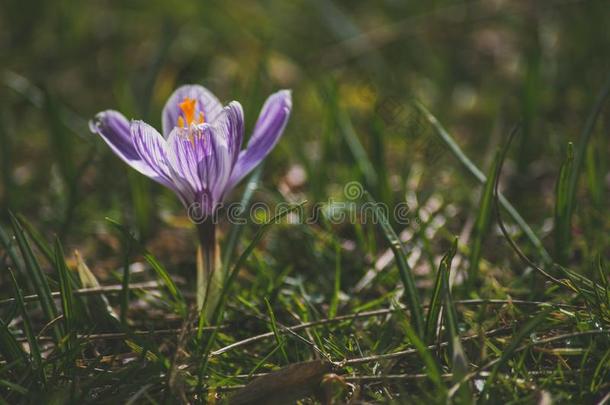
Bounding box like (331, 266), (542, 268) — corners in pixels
(18, 325), (224, 343)
(36, 314), (64, 339)
(207, 367), (588, 393)
(0, 280), (165, 306)
(344, 325), (511, 365)
(211, 299), (582, 357)
(447, 329), (610, 398)
(231, 305), (333, 363)
(342, 369), (580, 383)
(492, 124), (568, 288)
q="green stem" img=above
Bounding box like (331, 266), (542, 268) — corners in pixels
(196, 221), (220, 317)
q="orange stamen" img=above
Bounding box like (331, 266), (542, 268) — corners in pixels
(178, 97), (198, 126)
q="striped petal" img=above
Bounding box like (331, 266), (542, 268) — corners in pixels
(222, 101), (245, 169)
(130, 121), (188, 201)
(90, 110), (161, 181)
(166, 123), (232, 215)
(227, 90), (291, 190)
(161, 85), (224, 137)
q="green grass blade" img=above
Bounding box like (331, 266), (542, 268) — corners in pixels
(585, 140), (603, 208)
(596, 256), (610, 307)
(0, 317), (26, 367)
(441, 239), (472, 404)
(565, 73), (610, 245)
(15, 214), (53, 265)
(468, 151), (501, 285)
(415, 102), (553, 265)
(365, 192), (425, 338)
(42, 88), (75, 186)
(0, 379), (28, 396)
(264, 297), (289, 363)
(222, 165), (263, 274)
(482, 309), (551, 397)
(53, 237), (75, 351)
(425, 238), (457, 344)
(338, 108), (378, 187)
(74, 250), (121, 330)
(329, 242), (341, 319)
(9, 213), (62, 341)
(8, 269), (42, 373)
(142, 252), (184, 310)
(554, 143), (574, 264)
(127, 172), (153, 239)
(0, 225), (22, 273)
(395, 301), (444, 393)
(119, 237), (133, 327)
(424, 263), (444, 345)
(106, 218), (185, 312)
(441, 238), (459, 354)
(0, 107), (14, 213)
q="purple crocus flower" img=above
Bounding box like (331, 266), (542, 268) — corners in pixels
(89, 85), (292, 220)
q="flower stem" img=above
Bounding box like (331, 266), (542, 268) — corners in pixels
(196, 221), (221, 317)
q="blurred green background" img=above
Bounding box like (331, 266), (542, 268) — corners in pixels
(1, 0), (609, 266)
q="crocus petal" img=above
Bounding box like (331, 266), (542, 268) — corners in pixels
(223, 101), (245, 168)
(89, 110), (160, 180)
(130, 121), (187, 201)
(227, 90), (292, 190)
(166, 124), (232, 213)
(161, 84), (224, 137)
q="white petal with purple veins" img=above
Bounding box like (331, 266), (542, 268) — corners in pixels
(130, 121), (189, 203)
(90, 111), (164, 181)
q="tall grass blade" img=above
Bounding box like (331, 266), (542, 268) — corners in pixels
(54, 237), (75, 350)
(106, 218), (185, 313)
(74, 250), (121, 330)
(468, 151), (501, 284)
(585, 140), (604, 208)
(127, 172), (153, 239)
(9, 213), (62, 341)
(0, 107), (14, 213)
(264, 297), (289, 363)
(0, 225), (22, 272)
(16, 214), (53, 265)
(365, 192), (425, 338)
(338, 109), (378, 187)
(119, 236), (133, 327)
(0, 317), (26, 367)
(395, 301), (444, 394)
(441, 238), (459, 355)
(329, 243), (341, 319)
(7, 269), (42, 373)
(482, 309), (551, 398)
(415, 102), (552, 265)
(441, 238), (472, 403)
(42, 88), (76, 186)
(424, 237), (457, 344)
(565, 73), (610, 245)
(554, 143), (574, 264)
(222, 165), (262, 274)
